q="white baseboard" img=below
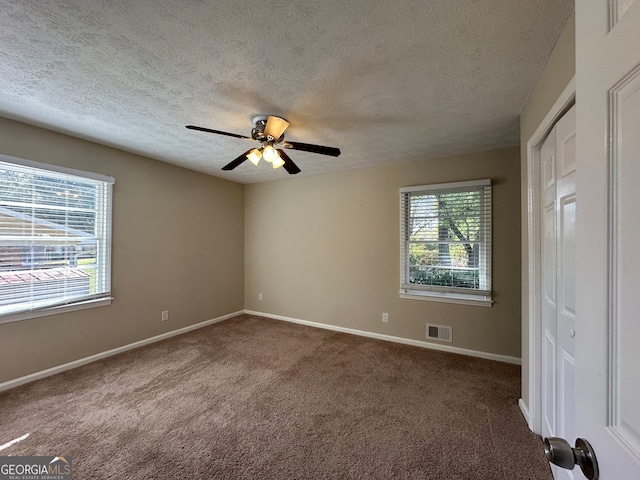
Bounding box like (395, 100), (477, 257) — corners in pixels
(244, 310), (522, 365)
(518, 398), (532, 428)
(0, 310), (242, 393)
(2, 309), (522, 393)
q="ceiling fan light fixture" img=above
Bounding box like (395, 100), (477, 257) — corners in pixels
(271, 155), (285, 169)
(247, 148), (262, 166)
(262, 144), (278, 163)
(186, 116), (340, 175)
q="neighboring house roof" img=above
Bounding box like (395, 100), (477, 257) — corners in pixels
(0, 206), (95, 243)
(0, 266), (90, 286)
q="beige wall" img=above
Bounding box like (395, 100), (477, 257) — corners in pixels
(0, 117), (244, 383)
(245, 147), (521, 358)
(520, 10), (575, 412)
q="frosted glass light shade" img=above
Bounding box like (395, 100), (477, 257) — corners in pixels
(247, 148), (262, 166)
(271, 155), (285, 169)
(262, 145), (278, 162)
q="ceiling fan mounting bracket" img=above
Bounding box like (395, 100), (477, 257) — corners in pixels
(251, 115), (269, 126)
(252, 115), (288, 127)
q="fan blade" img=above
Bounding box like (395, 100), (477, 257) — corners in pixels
(186, 125), (252, 140)
(264, 116), (290, 139)
(222, 148), (255, 171)
(284, 141), (341, 157)
(276, 149), (301, 175)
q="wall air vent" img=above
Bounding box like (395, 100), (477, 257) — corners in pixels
(426, 323), (452, 343)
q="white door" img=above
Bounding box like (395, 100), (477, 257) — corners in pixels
(574, 1), (640, 478)
(541, 106), (577, 480)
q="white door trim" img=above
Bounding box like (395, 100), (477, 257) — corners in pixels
(524, 76), (575, 434)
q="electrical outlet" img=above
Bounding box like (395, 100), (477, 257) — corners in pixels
(258, 293), (263, 300)
(161, 310), (169, 322)
(382, 312), (389, 323)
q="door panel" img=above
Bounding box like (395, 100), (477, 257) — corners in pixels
(541, 127), (557, 443)
(560, 196), (576, 317)
(611, 59), (640, 459)
(576, 1), (640, 476)
(559, 132), (576, 178)
(612, 0), (637, 25)
(540, 106), (576, 480)
(559, 349), (575, 440)
(543, 205), (556, 305)
(543, 331), (557, 437)
(553, 107), (576, 480)
(558, 349), (576, 480)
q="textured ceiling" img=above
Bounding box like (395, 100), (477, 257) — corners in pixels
(0, 0), (573, 184)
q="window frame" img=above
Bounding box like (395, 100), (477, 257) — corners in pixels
(399, 179), (493, 307)
(0, 154), (114, 324)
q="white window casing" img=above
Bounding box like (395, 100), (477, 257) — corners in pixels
(399, 179), (492, 306)
(0, 154), (114, 323)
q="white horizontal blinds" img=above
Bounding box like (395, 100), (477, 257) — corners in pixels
(400, 180), (491, 296)
(0, 159), (113, 317)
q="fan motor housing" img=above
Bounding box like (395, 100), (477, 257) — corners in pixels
(251, 115), (287, 142)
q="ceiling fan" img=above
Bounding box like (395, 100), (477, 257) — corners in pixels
(185, 115), (341, 175)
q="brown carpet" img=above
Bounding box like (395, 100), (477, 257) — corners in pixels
(0, 314), (552, 479)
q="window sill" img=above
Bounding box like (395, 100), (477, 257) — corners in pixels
(0, 297), (113, 325)
(399, 291), (493, 307)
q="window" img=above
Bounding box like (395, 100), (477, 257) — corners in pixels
(0, 155), (114, 322)
(400, 179), (492, 306)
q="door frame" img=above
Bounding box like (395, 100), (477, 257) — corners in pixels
(523, 76), (575, 434)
